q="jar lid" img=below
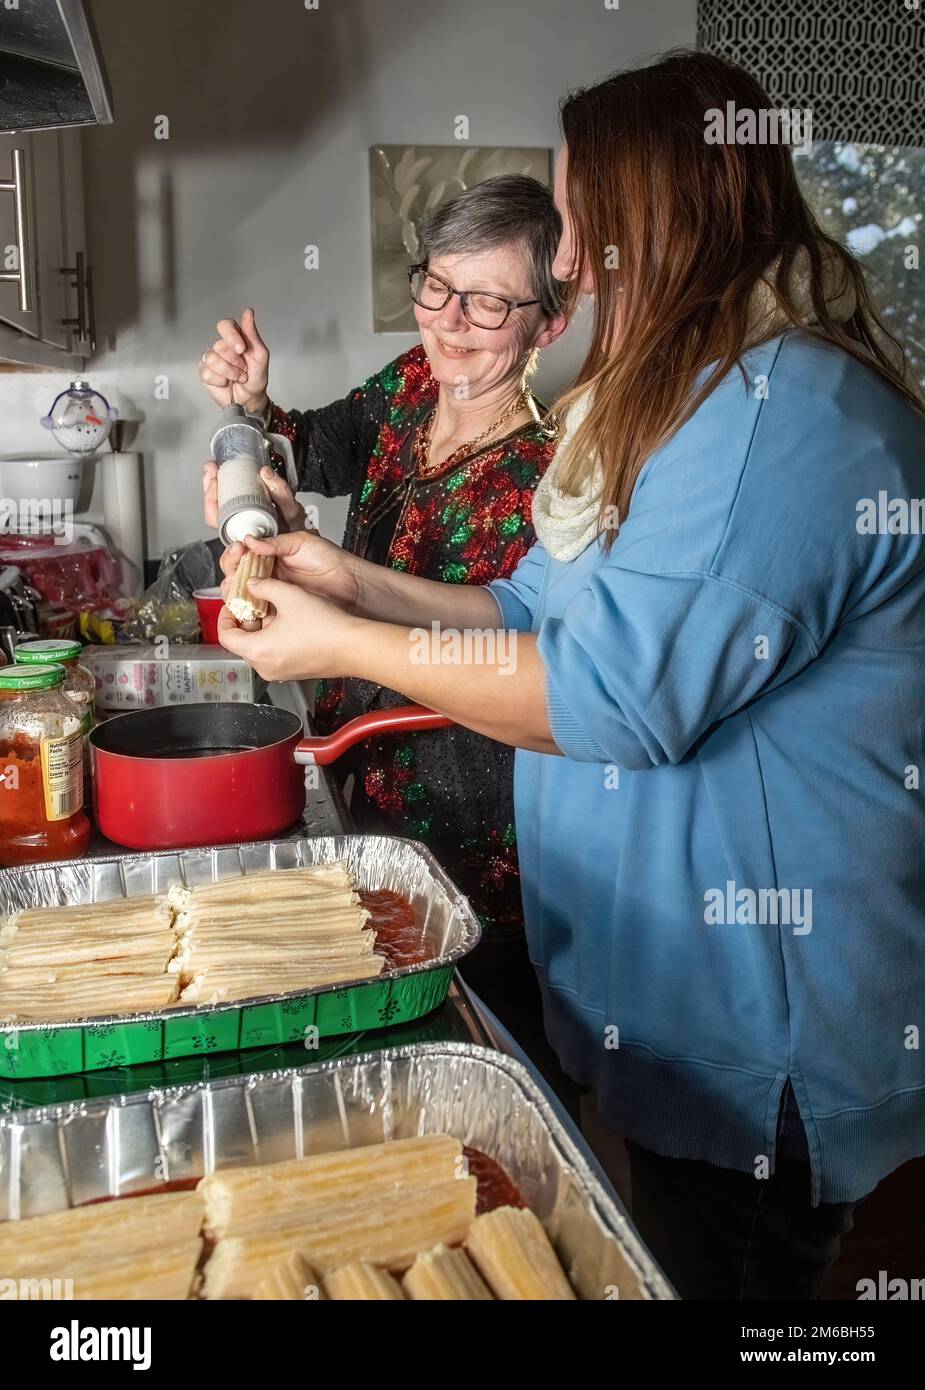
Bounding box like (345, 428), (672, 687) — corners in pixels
(14, 639), (82, 664)
(0, 663), (67, 690)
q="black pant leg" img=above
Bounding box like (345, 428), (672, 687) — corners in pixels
(626, 1140), (856, 1299)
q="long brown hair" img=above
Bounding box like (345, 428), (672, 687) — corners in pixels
(557, 49), (924, 541)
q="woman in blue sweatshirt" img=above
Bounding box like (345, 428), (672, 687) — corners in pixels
(220, 51), (925, 1299)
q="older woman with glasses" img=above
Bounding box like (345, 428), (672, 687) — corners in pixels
(199, 174), (568, 1057)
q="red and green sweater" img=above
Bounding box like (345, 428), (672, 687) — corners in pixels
(269, 345), (557, 937)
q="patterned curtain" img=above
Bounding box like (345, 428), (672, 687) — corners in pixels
(697, 0), (925, 147)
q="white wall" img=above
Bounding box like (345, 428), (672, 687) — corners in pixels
(0, 0), (695, 560)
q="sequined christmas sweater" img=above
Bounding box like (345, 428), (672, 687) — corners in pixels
(269, 345), (557, 938)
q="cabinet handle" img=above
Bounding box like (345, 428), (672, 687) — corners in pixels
(61, 248), (87, 341)
(0, 148), (34, 314)
(85, 261), (96, 351)
(59, 249), (96, 352)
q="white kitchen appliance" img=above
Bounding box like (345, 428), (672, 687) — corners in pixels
(0, 377), (144, 586)
(0, 453), (84, 533)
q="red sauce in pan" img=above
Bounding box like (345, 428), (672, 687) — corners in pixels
(83, 1177), (200, 1203)
(360, 888), (431, 969)
(464, 1146), (527, 1214)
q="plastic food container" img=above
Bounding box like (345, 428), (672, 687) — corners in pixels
(0, 663), (89, 867)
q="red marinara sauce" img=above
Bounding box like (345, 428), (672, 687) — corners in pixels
(464, 1146), (527, 1214)
(359, 888), (430, 969)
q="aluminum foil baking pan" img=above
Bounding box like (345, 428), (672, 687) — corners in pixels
(0, 836), (481, 1079)
(0, 1042), (674, 1300)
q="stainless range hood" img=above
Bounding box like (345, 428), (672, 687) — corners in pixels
(0, 0), (113, 133)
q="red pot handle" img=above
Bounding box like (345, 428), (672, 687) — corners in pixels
(294, 704), (453, 765)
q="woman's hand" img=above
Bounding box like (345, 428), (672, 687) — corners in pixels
(217, 574), (361, 682)
(198, 308), (270, 415)
(218, 565), (559, 754)
(203, 463), (306, 533)
(220, 532), (361, 613)
(223, 530), (502, 631)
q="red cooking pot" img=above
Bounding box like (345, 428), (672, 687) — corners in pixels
(90, 702), (452, 851)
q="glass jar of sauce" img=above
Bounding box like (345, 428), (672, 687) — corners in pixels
(14, 639), (95, 800)
(0, 663), (90, 866)
(14, 639), (95, 730)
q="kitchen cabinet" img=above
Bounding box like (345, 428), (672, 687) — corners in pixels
(0, 132), (38, 339)
(0, 127), (92, 366)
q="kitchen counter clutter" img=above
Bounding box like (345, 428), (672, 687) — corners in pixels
(0, 742), (672, 1302)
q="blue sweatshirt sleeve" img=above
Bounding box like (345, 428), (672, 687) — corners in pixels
(517, 334), (925, 769)
(540, 566), (816, 769)
(488, 541), (549, 631)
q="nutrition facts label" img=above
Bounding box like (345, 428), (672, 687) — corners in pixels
(40, 733), (83, 821)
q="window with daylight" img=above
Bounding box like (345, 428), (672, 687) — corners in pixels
(796, 142), (924, 386)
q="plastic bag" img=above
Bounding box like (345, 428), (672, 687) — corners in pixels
(0, 533), (125, 613)
(118, 542), (216, 644)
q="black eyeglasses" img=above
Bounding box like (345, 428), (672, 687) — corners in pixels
(407, 264), (540, 329)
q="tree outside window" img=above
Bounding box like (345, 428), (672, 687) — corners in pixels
(797, 143), (924, 385)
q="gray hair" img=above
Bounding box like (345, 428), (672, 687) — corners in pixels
(419, 174), (565, 319)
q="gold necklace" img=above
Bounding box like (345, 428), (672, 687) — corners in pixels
(414, 390), (531, 480)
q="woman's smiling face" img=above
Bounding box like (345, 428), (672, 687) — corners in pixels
(413, 243), (551, 398)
